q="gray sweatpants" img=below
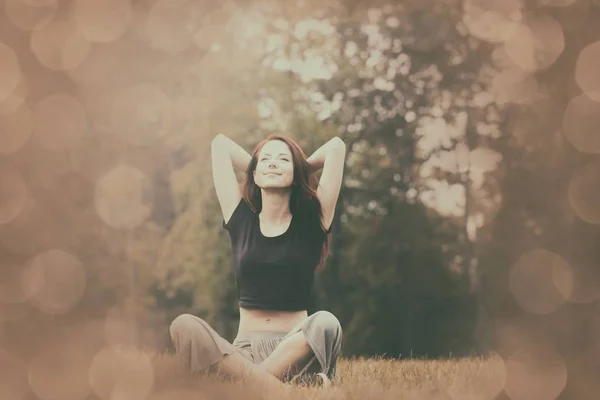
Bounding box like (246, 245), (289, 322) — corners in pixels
(169, 310), (343, 381)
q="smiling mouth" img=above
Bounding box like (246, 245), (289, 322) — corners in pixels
(264, 173), (281, 176)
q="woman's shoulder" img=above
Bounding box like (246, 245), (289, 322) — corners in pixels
(223, 197), (256, 231)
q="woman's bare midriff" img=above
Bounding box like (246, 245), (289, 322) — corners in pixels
(236, 307), (308, 338)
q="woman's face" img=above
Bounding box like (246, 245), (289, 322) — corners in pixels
(253, 140), (294, 190)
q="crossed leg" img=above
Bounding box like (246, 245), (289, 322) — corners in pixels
(217, 352), (282, 387)
(170, 314), (313, 388)
(170, 312), (340, 386)
(216, 332), (313, 386)
(258, 331), (314, 380)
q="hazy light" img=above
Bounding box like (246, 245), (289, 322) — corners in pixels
(104, 304), (138, 347)
(0, 198), (31, 249)
(28, 344), (92, 400)
(490, 69), (538, 105)
(504, 350), (567, 400)
(470, 147), (503, 172)
(446, 352), (506, 400)
(18, 0), (56, 6)
(419, 181), (466, 218)
(462, 0), (523, 43)
(27, 147), (74, 192)
(568, 160), (600, 224)
(491, 46), (517, 69)
(4, 0), (57, 31)
(0, 43), (22, 100)
(0, 163), (28, 224)
(0, 301), (33, 322)
(575, 41), (600, 101)
(469, 179), (503, 229)
(0, 348), (29, 400)
(509, 249), (573, 315)
(145, 0), (206, 53)
(22, 249), (87, 315)
(0, 104), (32, 155)
(88, 347), (154, 400)
(67, 44), (120, 85)
(0, 263), (29, 304)
(79, 86), (116, 134)
(110, 83), (172, 146)
(73, 0), (132, 43)
(567, 264), (600, 304)
(538, 0), (576, 6)
(567, 346), (600, 400)
(562, 94), (600, 154)
(95, 165), (153, 230)
(69, 134), (124, 182)
(33, 93), (87, 151)
(503, 16), (564, 72)
(148, 390), (205, 400)
(30, 18), (91, 71)
(0, 75), (28, 115)
(0, 197), (55, 256)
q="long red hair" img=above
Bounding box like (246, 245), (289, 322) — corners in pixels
(242, 134), (331, 272)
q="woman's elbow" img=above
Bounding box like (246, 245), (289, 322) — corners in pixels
(332, 136), (346, 149)
(211, 133), (224, 146)
(332, 137), (346, 154)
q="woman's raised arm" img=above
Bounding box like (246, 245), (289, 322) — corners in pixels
(307, 136), (346, 231)
(211, 133), (251, 224)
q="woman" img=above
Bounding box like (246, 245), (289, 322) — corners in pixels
(169, 133), (346, 388)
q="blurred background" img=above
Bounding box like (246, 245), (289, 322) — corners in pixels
(1, 0), (600, 398)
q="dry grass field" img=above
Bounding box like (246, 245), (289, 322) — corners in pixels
(143, 351), (507, 400)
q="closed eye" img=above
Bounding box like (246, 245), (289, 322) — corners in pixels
(260, 157), (290, 162)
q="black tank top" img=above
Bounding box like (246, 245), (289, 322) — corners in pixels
(222, 198), (329, 311)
